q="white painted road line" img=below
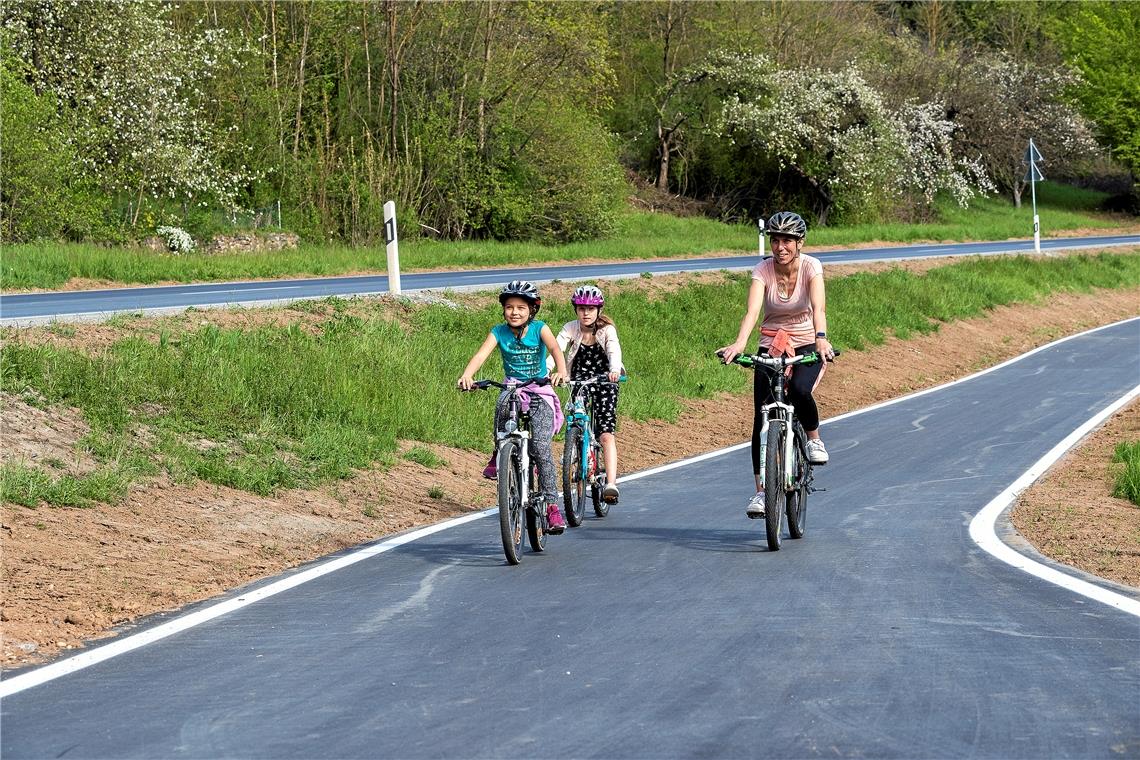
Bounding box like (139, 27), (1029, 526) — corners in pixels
(969, 384), (1140, 617)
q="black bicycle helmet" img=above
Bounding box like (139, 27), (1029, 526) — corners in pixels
(499, 279), (542, 314)
(766, 211), (807, 240)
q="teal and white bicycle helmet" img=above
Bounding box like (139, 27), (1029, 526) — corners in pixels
(766, 211), (807, 240)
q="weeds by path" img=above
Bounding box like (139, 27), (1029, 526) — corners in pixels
(2, 251), (1138, 506)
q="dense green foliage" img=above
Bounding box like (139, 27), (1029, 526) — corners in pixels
(1047, 2), (1140, 178)
(3, 252), (1138, 505)
(0, 1), (1134, 246)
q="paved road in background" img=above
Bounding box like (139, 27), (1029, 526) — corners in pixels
(3, 319), (1137, 758)
(2, 234), (1138, 325)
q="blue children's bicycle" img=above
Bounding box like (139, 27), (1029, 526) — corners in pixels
(561, 374), (626, 527)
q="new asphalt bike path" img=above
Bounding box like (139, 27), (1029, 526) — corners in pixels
(2, 319), (1138, 757)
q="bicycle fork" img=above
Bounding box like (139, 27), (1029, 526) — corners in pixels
(498, 429), (533, 506)
(757, 401), (797, 492)
(567, 408), (594, 484)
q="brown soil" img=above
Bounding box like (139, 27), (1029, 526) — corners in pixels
(1012, 401), (1140, 587)
(2, 259), (1138, 669)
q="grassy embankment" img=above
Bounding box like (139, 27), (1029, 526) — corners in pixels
(2, 183), (1133, 290)
(3, 251), (1139, 507)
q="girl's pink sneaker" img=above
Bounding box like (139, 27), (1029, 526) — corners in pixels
(482, 454), (497, 480)
(546, 504), (566, 534)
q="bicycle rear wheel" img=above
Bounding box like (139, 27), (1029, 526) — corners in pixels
(562, 424), (586, 527)
(497, 440), (525, 565)
(764, 420), (785, 551)
(527, 463), (547, 552)
(787, 422), (809, 539)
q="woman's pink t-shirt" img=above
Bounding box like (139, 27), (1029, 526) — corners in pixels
(751, 254), (823, 350)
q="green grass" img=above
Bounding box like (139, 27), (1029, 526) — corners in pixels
(403, 446), (446, 468)
(2, 183), (1132, 289)
(0, 462), (131, 507)
(3, 251), (1138, 507)
(1111, 440), (1140, 506)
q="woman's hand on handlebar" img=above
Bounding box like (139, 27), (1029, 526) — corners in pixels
(716, 341), (746, 365)
(815, 336), (835, 362)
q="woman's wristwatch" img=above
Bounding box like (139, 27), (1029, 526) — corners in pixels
(816, 331), (827, 338)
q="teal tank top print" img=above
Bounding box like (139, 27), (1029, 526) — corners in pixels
(492, 321), (548, 379)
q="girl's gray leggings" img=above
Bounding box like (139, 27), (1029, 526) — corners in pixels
(495, 391), (558, 504)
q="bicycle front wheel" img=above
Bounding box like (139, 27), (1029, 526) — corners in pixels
(497, 440), (525, 565)
(527, 464), (547, 552)
(562, 424), (586, 527)
(764, 420), (785, 551)
(787, 422), (809, 539)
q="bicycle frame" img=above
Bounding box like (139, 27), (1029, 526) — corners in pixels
(565, 375), (626, 485)
(733, 352), (821, 493)
(565, 382), (597, 485)
(488, 380), (543, 511)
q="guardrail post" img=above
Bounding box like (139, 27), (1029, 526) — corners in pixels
(383, 200), (401, 295)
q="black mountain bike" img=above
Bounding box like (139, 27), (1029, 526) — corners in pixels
(466, 378), (554, 565)
(717, 349), (838, 551)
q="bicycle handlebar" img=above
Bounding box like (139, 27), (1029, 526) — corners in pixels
(467, 377), (553, 391)
(567, 373), (628, 387)
(716, 349), (840, 369)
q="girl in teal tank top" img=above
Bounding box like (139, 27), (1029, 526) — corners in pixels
(458, 281), (570, 533)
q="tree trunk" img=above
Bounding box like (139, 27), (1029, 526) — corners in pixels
(478, 1), (496, 154)
(1012, 185), (1022, 208)
(817, 203), (830, 227)
(386, 0), (399, 158)
(362, 5), (373, 122)
(656, 126), (671, 191)
(292, 2), (312, 159)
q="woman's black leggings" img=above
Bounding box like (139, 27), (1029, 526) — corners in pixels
(751, 344), (824, 474)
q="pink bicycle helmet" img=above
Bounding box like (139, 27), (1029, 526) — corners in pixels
(571, 284), (604, 307)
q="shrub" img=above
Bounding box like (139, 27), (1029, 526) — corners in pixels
(155, 226), (196, 254)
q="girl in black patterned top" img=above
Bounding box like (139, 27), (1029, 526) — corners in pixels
(555, 285), (625, 503)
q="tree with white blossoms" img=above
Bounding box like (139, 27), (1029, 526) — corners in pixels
(2, 0), (257, 225)
(950, 54), (1098, 207)
(683, 53), (993, 224)
(897, 99), (994, 207)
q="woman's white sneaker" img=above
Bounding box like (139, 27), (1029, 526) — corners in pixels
(746, 491), (766, 519)
(806, 439), (829, 464)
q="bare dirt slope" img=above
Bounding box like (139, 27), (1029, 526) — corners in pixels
(2, 259), (1138, 668)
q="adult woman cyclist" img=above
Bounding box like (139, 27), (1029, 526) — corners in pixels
(717, 211), (835, 519)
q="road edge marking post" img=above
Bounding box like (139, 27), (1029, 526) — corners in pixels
(383, 200), (401, 295)
(1025, 139), (1045, 254)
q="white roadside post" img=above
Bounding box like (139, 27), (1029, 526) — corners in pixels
(383, 200), (401, 295)
(1025, 139), (1045, 254)
(758, 217), (766, 257)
